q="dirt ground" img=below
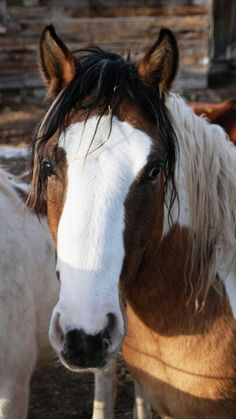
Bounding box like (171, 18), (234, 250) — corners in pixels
(29, 361), (134, 419)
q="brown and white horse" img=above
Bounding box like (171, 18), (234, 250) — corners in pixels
(29, 25), (236, 418)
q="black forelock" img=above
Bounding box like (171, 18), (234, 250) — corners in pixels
(30, 46), (178, 213)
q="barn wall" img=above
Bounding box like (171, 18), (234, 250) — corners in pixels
(0, 0), (211, 105)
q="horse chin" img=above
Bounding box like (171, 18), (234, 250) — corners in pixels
(58, 351), (117, 373)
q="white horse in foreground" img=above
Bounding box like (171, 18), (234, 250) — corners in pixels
(0, 168), (58, 418)
(0, 167), (148, 419)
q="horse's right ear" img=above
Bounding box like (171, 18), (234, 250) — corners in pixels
(39, 25), (77, 98)
(137, 28), (179, 95)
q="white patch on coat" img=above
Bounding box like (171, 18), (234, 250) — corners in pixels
(50, 115), (152, 353)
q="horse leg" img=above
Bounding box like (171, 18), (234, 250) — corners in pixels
(0, 378), (30, 419)
(92, 358), (117, 419)
(133, 382), (152, 419)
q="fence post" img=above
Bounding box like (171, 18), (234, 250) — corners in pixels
(208, 0), (236, 86)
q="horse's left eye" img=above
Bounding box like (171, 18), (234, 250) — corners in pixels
(146, 164), (162, 181)
(41, 159), (55, 178)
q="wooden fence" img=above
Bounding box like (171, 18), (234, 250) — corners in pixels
(0, 0), (211, 105)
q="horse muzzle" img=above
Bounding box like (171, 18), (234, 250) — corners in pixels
(49, 309), (124, 371)
(61, 328), (111, 370)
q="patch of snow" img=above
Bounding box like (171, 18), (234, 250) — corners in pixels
(0, 147), (28, 159)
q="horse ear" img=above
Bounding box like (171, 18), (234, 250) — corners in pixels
(39, 25), (77, 98)
(137, 28), (179, 95)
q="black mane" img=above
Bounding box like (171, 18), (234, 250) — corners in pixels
(31, 46), (178, 212)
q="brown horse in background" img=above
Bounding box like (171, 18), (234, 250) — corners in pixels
(192, 100), (236, 142)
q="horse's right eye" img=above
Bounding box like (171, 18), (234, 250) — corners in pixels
(41, 159), (55, 178)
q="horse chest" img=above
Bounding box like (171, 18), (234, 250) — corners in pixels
(123, 302), (236, 418)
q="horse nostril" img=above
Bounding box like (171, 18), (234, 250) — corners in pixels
(107, 312), (116, 329)
(106, 312), (118, 338)
(101, 327), (111, 351)
(65, 329), (81, 352)
(49, 310), (65, 353)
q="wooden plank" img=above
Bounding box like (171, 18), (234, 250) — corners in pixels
(12, 15), (209, 34)
(8, 4), (211, 18)
(49, 0), (210, 7)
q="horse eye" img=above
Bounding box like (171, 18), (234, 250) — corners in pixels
(146, 164), (162, 181)
(41, 159), (55, 178)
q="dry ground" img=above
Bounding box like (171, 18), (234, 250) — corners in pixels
(29, 362), (134, 419)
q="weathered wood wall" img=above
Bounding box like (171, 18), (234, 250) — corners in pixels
(0, 0), (211, 105)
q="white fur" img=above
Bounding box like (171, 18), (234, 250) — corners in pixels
(0, 168), (58, 419)
(50, 116), (152, 355)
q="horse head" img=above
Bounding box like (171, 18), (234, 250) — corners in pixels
(29, 25), (179, 371)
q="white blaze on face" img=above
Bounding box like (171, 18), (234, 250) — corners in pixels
(50, 115), (152, 353)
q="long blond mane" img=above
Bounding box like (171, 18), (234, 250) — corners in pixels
(167, 94), (236, 303)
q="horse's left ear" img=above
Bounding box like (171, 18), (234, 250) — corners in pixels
(39, 25), (77, 98)
(137, 28), (179, 95)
